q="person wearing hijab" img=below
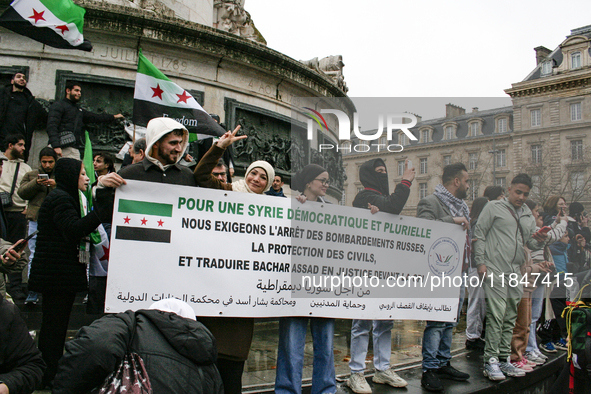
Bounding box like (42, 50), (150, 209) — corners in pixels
(28, 158), (107, 388)
(274, 163), (335, 394)
(194, 125), (273, 394)
(346, 158), (414, 393)
(52, 299), (222, 394)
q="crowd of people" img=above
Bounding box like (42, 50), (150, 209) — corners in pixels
(0, 72), (589, 394)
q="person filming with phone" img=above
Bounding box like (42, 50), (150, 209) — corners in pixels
(17, 147), (57, 305)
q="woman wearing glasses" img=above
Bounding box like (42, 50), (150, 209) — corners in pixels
(275, 163), (336, 394)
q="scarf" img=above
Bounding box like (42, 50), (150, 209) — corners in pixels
(433, 183), (471, 269)
(78, 191), (92, 264)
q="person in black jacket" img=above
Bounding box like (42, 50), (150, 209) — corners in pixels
(0, 293), (45, 394)
(52, 300), (223, 394)
(46, 81), (124, 160)
(28, 158), (106, 388)
(0, 71), (47, 160)
(346, 158), (414, 393)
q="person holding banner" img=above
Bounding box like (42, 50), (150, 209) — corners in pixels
(346, 158), (414, 393)
(274, 163), (336, 394)
(417, 163), (471, 392)
(194, 125), (274, 394)
(28, 158), (108, 388)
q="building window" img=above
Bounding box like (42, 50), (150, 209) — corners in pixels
(379, 136), (387, 146)
(531, 175), (541, 196)
(497, 117), (507, 133)
(420, 129), (430, 143)
(531, 109), (541, 127)
(495, 177), (506, 189)
(571, 140), (584, 161)
(398, 133), (409, 146)
(468, 179), (479, 200)
(420, 158), (428, 174)
(496, 149), (506, 167)
(571, 172), (585, 194)
(469, 153), (478, 170)
(571, 52), (582, 69)
(531, 144), (542, 164)
(469, 122), (480, 137)
(571, 102), (582, 121)
(541, 61), (552, 75)
(444, 126), (454, 140)
(398, 160), (405, 176)
(443, 155), (451, 166)
(419, 183), (428, 200)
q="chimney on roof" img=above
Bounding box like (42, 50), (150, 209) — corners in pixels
(534, 46), (552, 65)
(472, 107), (479, 113)
(446, 104), (465, 119)
(406, 111), (422, 123)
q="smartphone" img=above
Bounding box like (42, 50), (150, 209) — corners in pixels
(38, 174), (49, 180)
(535, 226), (551, 237)
(6, 230), (39, 257)
(407, 160), (413, 169)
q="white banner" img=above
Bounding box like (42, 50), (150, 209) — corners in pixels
(105, 180), (466, 322)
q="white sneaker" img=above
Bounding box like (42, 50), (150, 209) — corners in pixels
(373, 368), (408, 388)
(499, 358), (526, 377)
(534, 349), (548, 361)
(523, 351), (544, 365)
(483, 357), (505, 381)
(347, 372), (372, 394)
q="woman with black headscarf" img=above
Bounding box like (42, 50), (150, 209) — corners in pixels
(275, 164), (336, 394)
(28, 158), (105, 388)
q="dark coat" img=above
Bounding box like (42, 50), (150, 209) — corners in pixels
(28, 159), (102, 294)
(52, 309), (223, 394)
(46, 98), (114, 149)
(0, 293), (46, 394)
(0, 85), (47, 159)
(352, 158), (410, 214)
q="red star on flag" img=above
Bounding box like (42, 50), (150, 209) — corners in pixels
(29, 9), (45, 23)
(123, 216), (131, 224)
(157, 219), (164, 227)
(176, 90), (191, 103)
(141, 217), (148, 225)
(99, 245), (110, 262)
(56, 25), (69, 35)
(151, 84), (163, 100)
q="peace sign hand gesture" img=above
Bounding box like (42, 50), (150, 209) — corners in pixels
(217, 125), (246, 149)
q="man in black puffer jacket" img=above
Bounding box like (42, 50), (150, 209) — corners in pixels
(46, 81), (123, 160)
(0, 72), (47, 159)
(52, 306), (223, 394)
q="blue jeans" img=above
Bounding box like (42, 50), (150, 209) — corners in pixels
(275, 317), (336, 394)
(526, 286), (544, 352)
(349, 319), (393, 373)
(27, 221), (38, 276)
(422, 285), (465, 370)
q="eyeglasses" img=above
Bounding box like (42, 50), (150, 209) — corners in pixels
(314, 178), (330, 186)
(212, 172), (227, 178)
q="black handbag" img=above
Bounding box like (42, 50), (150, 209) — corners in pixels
(0, 162), (20, 208)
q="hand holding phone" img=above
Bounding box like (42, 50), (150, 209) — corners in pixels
(535, 226), (551, 236)
(1, 231), (38, 264)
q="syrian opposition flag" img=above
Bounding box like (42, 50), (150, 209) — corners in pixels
(0, 0), (92, 51)
(115, 199), (173, 243)
(133, 49), (225, 142)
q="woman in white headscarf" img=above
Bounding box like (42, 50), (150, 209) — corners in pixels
(193, 125), (274, 394)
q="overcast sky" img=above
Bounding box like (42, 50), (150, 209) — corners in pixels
(246, 0), (590, 106)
